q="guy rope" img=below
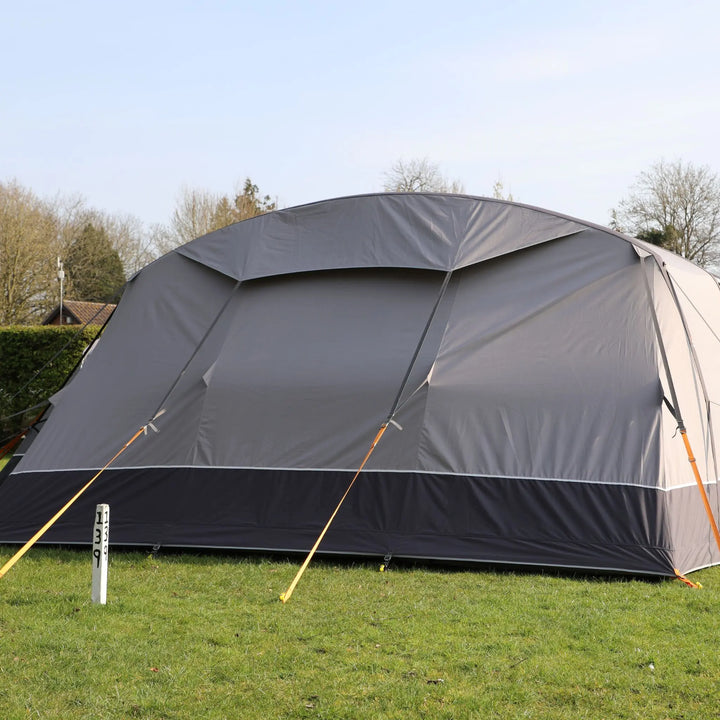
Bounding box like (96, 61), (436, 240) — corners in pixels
(280, 271), (454, 603)
(0, 421), (151, 579)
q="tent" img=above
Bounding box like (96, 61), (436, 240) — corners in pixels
(1, 193), (719, 576)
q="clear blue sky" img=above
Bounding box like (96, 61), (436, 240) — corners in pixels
(2, 0), (719, 229)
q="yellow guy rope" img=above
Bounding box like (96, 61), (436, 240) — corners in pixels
(280, 422), (388, 604)
(0, 425), (146, 579)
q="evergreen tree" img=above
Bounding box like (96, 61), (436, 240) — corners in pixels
(636, 225), (679, 250)
(65, 223), (126, 303)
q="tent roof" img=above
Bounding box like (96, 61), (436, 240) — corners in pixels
(174, 193), (601, 281)
(173, 194), (714, 288)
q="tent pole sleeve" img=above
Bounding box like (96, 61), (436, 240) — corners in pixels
(0, 425), (146, 579)
(641, 257), (720, 555)
(640, 258), (684, 428)
(386, 270), (453, 420)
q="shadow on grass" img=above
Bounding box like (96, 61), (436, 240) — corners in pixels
(0, 542), (671, 584)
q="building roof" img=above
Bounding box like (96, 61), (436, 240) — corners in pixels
(42, 300), (116, 326)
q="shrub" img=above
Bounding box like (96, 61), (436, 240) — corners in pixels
(0, 326), (99, 439)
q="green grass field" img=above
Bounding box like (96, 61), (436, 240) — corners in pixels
(0, 547), (718, 719)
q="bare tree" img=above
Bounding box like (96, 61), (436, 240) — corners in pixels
(383, 158), (464, 193)
(152, 178), (277, 255)
(613, 159), (720, 268)
(0, 180), (61, 324)
(0, 181), (159, 324)
(491, 177), (514, 201)
(152, 185), (222, 254)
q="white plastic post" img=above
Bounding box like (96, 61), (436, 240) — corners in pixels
(91, 504), (109, 604)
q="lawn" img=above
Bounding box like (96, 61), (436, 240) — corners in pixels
(0, 547), (718, 719)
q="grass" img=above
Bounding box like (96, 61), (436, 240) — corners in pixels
(0, 547), (719, 719)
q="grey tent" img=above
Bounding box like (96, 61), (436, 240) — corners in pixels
(1, 193), (719, 576)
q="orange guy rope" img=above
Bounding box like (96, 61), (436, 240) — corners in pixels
(0, 425), (146, 579)
(680, 429), (720, 555)
(0, 408), (48, 460)
(639, 259), (720, 568)
(0, 432), (24, 461)
(674, 568), (702, 589)
(280, 423), (388, 604)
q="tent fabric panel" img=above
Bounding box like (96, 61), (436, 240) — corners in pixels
(658, 254), (720, 490)
(665, 260), (720, 405)
(0, 467), (674, 575)
(413, 232), (662, 484)
(665, 480), (720, 572)
(110, 287), (246, 469)
(191, 268), (449, 469)
(712, 404), (720, 488)
(453, 200), (585, 269)
(13, 254), (238, 473)
(650, 262), (715, 489)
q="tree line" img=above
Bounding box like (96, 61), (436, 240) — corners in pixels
(2, 158), (718, 325)
(0, 178), (276, 324)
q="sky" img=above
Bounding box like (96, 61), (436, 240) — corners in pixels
(2, 0), (719, 230)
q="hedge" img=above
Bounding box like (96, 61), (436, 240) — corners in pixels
(0, 326), (100, 439)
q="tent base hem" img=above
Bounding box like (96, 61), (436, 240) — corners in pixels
(1, 466), (712, 575)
